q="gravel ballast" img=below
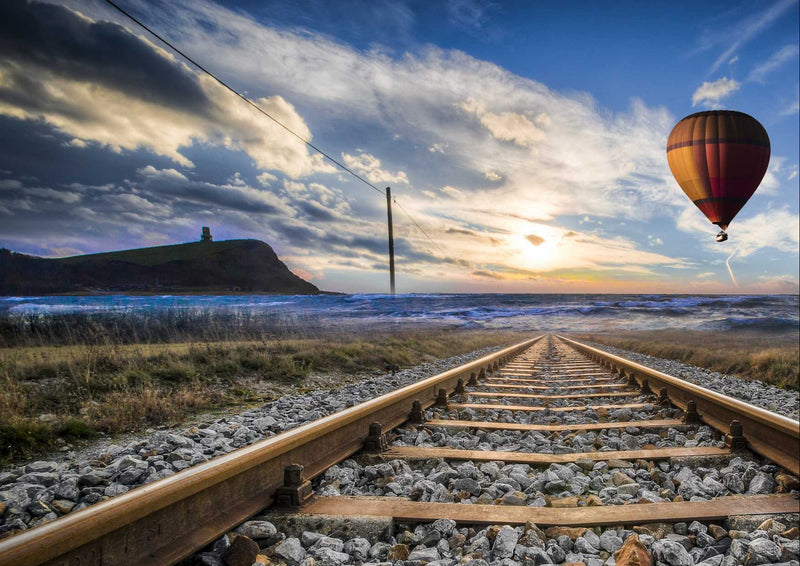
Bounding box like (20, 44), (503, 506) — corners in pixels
(190, 515), (800, 566)
(584, 342), (799, 421)
(0, 345), (504, 537)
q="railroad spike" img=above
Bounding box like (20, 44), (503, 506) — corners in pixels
(435, 388), (450, 409)
(627, 372), (637, 387)
(683, 400), (701, 424)
(364, 422), (388, 452)
(478, 368), (486, 380)
(455, 378), (466, 395)
(409, 400), (426, 424)
(658, 387), (669, 406)
(467, 372), (478, 387)
(725, 420), (747, 451)
(640, 378), (653, 395)
(273, 464), (313, 508)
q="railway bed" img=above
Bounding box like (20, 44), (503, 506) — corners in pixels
(0, 335), (797, 566)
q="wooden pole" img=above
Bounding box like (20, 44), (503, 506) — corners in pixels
(386, 186), (396, 295)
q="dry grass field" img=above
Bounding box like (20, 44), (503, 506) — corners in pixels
(0, 327), (527, 461)
(573, 328), (799, 391)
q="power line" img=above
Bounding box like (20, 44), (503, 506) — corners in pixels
(102, 0), (385, 197)
(393, 198), (449, 258)
(102, 0), (462, 270)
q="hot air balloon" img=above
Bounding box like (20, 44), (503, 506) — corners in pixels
(666, 110), (770, 242)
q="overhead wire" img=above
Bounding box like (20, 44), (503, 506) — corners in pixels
(393, 199), (449, 258)
(101, 0), (461, 267)
(102, 0), (384, 197)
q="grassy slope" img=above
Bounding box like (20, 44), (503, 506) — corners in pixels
(0, 329), (528, 462)
(56, 240), (248, 267)
(572, 329), (799, 391)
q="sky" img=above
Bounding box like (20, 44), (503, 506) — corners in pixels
(0, 0), (798, 294)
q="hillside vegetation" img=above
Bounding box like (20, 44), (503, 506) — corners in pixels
(0, 239), (319, 295)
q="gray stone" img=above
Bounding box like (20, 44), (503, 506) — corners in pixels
(431, 519), (457, 537)
(0, 483), (45, 511)
(729, 539), (749, 561)
(277, 538), (307, 566)
(747, 473), (776, 495)
(55, 477), (80, 501)
(524, 546), (551, 565)
(745, 538), (782, 565)
(492, 526), (519, 558)
(547, 544), (566, 564)
(310, 537), (344, 554)
(584, 531), (601, 549)
(313, 547), (350, 566)
(24, 461), (58, 474)
(408, 547), (441, 562)
(616, 483), (640, 497)
(302, 531), (327, 547)
(652, 539), (694, 566)
(575, 537), (600, 555)
(664, 534), (693, 551)
(599, 532), (623, 553)
(259, 511), (393, 541)
(344, 538), (371, 562)
(453, 478), (481, 496)
(688, 521), (707, 535)
(722, 473), (745, 494)
(235, 520), (278, 542)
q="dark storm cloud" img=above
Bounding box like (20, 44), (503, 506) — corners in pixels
(296, 200), (340, 222)
(0, 0), (210, 113)
(150, 179), (289, 216)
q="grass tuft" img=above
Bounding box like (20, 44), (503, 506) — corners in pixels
(0, 323), (527, 462)
(573, 328), (799, 391)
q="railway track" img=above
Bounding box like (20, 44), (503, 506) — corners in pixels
(1, 335), (797, 566)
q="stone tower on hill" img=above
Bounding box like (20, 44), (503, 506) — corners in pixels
(201, 227), (213, 242)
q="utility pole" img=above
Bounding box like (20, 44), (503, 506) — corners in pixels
(386, 186), (396, 295)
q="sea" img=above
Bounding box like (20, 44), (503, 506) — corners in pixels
(0, 294), (797, 333)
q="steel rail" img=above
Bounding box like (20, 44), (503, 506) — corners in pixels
(558, 335), (800, 475)
(0, 337), (540, 566)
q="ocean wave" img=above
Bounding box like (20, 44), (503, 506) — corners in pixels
(0, 294), (796, 333)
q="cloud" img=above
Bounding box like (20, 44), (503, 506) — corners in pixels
(691, 77), (740, 107)
(0, 0), (328, 178)
(779, 85), (800, 116)
(257, 172), (279, 186)
(729, 208), (799, 258)
(341, 151), (409, 185)
(677, 201), (799, 259)
(525, 234), (545, 246)
(440, 186), (464, 198)
(460, 98), (546, 148)
(2, 0), (794, 292)
(747, 44), (800, 83)
(708, 0), (798, 73)
(23, 187), (82, 204)
(429, 143), (447, 153)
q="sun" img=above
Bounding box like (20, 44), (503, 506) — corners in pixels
(517, 233), (558, 270)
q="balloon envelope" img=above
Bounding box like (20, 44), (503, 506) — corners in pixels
(666, 110), (770, 231)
